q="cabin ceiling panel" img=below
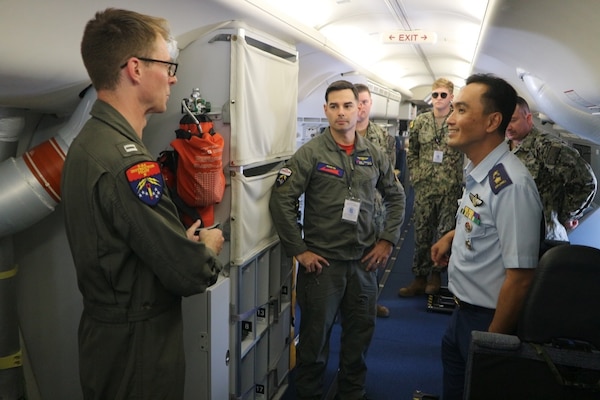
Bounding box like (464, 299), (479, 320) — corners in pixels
(2, 0), (600, 130)
(476, 0), (600, 116)
(247, 0), (489, 98)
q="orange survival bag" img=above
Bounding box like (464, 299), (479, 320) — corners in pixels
(158, 114), (225, 228)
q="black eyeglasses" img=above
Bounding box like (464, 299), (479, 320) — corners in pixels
(120, 57), (178, 77)
(432, 92), (449, 99)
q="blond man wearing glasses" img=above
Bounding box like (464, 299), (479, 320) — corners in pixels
(61, 8), (224, 399)
(398, 78), (464, 297)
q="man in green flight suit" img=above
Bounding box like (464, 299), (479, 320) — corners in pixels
(270, 80), (405, 400)
(61, 8), (224, 400)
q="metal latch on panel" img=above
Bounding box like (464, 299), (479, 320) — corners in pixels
(198, 332), (209, 351)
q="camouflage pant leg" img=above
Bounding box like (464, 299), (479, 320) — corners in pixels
(412, 190), (458, 276)
(437, 190), (460, 237)
(373, 190), (385, 237)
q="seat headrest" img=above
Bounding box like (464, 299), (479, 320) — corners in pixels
(518, 244), (600, 350)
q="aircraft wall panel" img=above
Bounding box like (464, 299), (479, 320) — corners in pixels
(386, 98), (400, 119)
(144, 22), (296, 400)
(371, 93), (387, 118)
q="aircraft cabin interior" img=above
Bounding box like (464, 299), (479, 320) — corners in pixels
(0, 0), (599, 399)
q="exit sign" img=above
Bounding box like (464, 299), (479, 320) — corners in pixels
(381, 30), (437, 44)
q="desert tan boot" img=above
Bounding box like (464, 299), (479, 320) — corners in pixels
(376, 304), (390, 318)
(425, 271), (441, 295)
(398, 276), (427, 297)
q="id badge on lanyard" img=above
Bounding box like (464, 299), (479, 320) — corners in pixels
(342, 196), (361, 224)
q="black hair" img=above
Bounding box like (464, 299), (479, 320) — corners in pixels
(325, 80), (359, 102)
(466, 73), (517, 135)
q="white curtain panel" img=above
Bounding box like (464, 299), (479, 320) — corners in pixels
(230, 169), (280, 265)
(229, 35), (298, 166)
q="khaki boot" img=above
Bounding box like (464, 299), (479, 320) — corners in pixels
(425, 271), (441, 295)
(398, 276), (427, 297)
(376, 304), (390, 318)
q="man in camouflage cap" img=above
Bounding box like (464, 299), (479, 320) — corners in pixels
(399, 78), (464, 297)
(506, 96), (597, 241)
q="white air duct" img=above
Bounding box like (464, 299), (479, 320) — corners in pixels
(0, 87), (96, 238)
(518, 69), (600, 145)
(0, 112), (24, 161)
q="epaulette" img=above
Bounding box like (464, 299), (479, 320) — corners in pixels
(117, 141), (143, 157)
(488, 163), (513, 195)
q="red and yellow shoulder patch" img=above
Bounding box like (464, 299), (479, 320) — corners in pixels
(126, 161), (164, 206)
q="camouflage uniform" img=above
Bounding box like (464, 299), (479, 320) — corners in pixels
(363, 121), (397, 236)
(364, 121), (396, 169)
(408, 111), (464, 277)
(510, 126), (597, 241)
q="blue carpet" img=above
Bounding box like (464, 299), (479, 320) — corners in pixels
(364, 220), (450, 399)
(282, 188), (451, 399)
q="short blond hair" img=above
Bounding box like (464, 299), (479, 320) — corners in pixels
(432, 78), (454, 94)
(81, 8), (172, 91)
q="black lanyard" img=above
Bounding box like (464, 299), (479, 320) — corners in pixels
(431, 109), (452, 145)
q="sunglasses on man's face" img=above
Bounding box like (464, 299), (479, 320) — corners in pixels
(432, 92), (449, 99)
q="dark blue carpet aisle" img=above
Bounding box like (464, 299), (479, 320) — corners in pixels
(364, 221), (450, 399)
(282, 188), (451, 399)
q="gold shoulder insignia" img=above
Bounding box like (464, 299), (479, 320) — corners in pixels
(488, 163), (513, 195)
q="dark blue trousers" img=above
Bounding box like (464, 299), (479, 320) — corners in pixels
(441, 306), (494, 400)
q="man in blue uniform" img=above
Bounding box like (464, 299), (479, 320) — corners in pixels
(61, 9), (224, 400)
(431, 74), (542, 400)
(270, 80), (405, 400)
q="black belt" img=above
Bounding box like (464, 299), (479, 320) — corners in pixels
(83, 299), (180, 323)
(453, 296), (495, 314)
